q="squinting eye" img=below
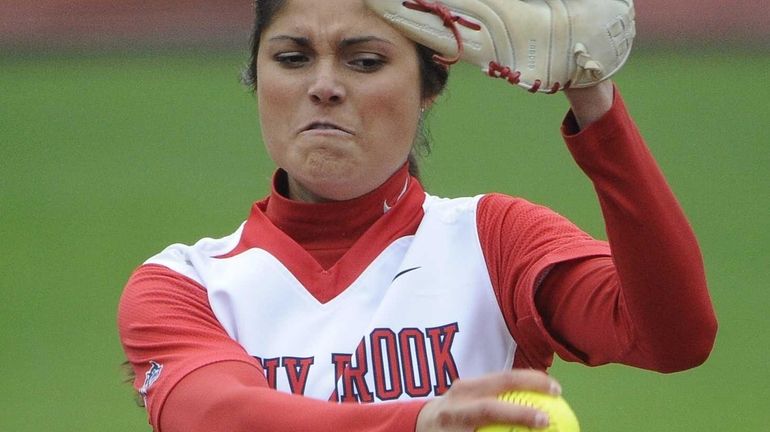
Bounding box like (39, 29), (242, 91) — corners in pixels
(275, 52), (309, 68)
(350, 55), (386, 72)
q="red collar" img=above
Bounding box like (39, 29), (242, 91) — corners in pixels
(218, 164), (426, 303)
(262, 164), (413, 248)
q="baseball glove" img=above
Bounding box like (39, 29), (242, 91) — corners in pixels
(365, 0), (636, 93)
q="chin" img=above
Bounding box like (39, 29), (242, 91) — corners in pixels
(299, 176), (372, 202)
(291, 163), (374, 202)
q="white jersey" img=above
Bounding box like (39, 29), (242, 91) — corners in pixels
(146, 194), (516, 402)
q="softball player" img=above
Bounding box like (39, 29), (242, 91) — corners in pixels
(119, 0), (717, 431)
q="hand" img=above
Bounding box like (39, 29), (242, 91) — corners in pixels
(415, 370), (561, 432)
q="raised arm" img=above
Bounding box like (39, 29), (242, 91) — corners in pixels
(477, 85), (717, 373)
(537, 86), (717, 371)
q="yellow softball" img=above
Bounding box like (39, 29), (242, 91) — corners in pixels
(477, 390), (580, 432)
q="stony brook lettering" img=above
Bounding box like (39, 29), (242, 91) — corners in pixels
(254, 323), (460, 402)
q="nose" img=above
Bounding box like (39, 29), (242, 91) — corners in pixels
(307, 63), (346, 105)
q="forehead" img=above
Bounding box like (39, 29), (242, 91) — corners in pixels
(264, 0), (410, 45)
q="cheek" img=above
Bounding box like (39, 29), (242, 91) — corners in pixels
(257, 90), (289, 167)
(257, 80), (285, 123)
(256, 57), (296, 122)
(256, 68), (294, 157)
(362, 81), (421, 153)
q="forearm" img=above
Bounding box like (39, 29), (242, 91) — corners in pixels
(183, 389), (423, 432)
(160, 361), (425, 432)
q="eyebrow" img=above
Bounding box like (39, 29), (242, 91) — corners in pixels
(267, 35), (312, 47)
(339, 36), (395, 49)
(266, 35), (394, 49)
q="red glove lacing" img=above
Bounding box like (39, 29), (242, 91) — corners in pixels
(402, 0), (481, 66)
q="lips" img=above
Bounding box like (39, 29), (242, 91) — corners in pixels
(301, 121), (352, 135)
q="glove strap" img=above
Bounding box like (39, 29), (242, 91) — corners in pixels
(403, 0), (481, 66)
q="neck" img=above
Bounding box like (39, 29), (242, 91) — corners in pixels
(261, 164), (413, 268)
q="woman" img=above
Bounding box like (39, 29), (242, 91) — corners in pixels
(118, 0), (717, 431)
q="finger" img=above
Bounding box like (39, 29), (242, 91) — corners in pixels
(452, 399), (549, 430)
(449, 370), (560, 398)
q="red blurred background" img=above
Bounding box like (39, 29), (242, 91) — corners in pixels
(1, 0), (768, 52)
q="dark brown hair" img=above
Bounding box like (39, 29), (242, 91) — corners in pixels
(242, 0), (450, 178)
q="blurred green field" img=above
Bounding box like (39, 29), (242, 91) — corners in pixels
(1, 49), (768, 431)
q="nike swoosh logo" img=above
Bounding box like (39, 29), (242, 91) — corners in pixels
(383, 176), (410, 213)
(392, 266), (421, 282)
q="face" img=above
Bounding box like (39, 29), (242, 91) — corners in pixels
(256, 0), (426, 202)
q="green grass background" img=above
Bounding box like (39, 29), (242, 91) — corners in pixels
(1, 49), (768, 430)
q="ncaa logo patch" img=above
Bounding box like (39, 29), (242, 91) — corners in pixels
(139, 361), (163, 402)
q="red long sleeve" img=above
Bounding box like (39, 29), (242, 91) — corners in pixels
(160, 361), (424, 432)
(118, 265), (425, 432)
(478, 87), (717, 372)
(554, 88), (717, 371)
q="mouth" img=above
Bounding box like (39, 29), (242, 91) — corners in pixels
(301, 121), (352, 135)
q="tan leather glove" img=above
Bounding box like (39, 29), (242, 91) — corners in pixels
(365, 0), (636, 93)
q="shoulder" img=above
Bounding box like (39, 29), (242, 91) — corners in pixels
(421, 192), (483, 218)
(420, 192), (567, 234)
(476, 193), (582, 235)
(421, 191), (578, 234)
(423, 192), (550, 215)
(475, 193), (603, 263)
(119, 264), (208, 321)
(141, 222), (246, 285)
(478, 193), (551, 216)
